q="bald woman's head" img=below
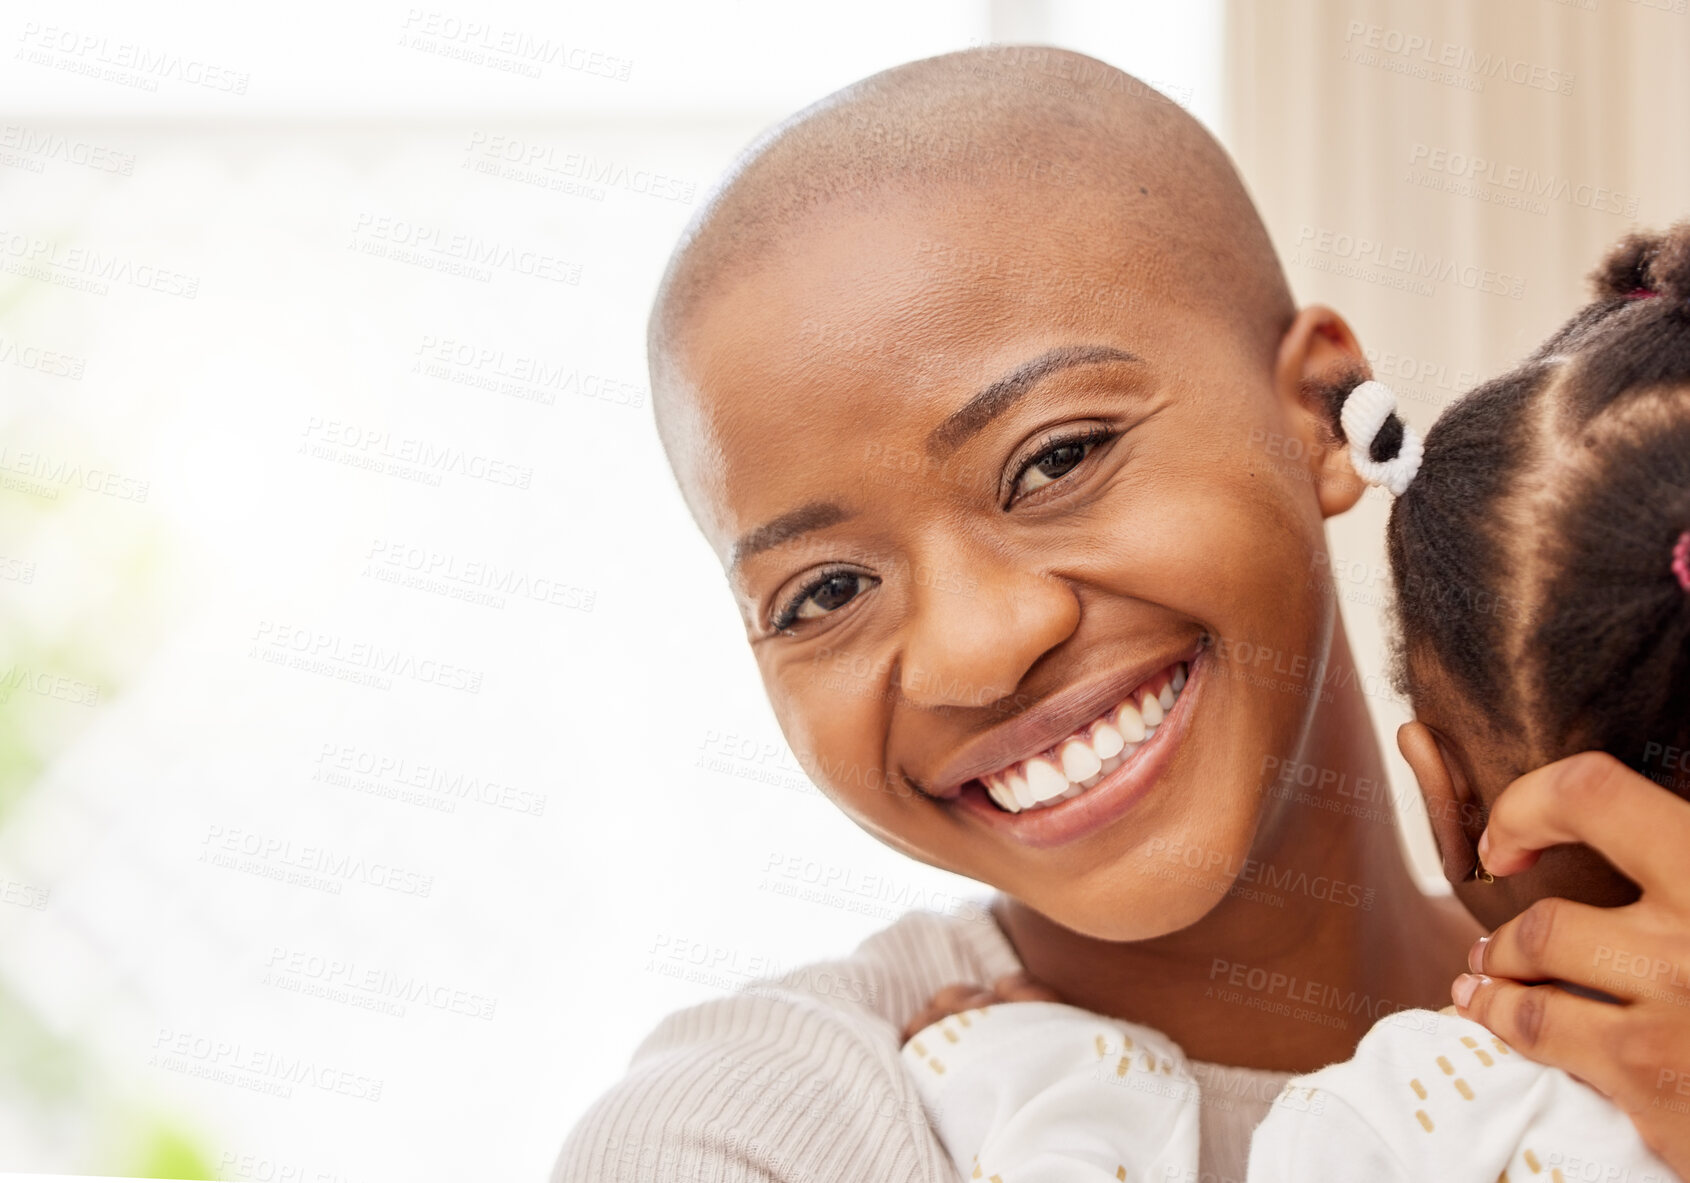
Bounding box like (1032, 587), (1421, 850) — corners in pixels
(650, 47), (1293, 479)
(638, 49), (1379, 934)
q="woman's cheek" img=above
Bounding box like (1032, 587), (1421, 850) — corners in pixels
(775, 657), (900, 814)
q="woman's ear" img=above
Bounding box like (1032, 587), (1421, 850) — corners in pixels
(1274, 304), (1370, 519)
(1398, 720), (1482, 886)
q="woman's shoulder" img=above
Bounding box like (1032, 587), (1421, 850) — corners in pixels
(552, 901), (1014, 1183)
(788, 896), (1022, 1018)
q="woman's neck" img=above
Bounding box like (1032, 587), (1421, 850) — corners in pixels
(992, 634), (1481, 1072)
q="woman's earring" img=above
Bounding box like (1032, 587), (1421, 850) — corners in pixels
(1471, 859), (1495, 885)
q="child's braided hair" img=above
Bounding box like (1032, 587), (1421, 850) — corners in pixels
(1345, 224), (1690, 787)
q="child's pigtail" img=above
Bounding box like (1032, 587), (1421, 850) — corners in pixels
(1590, 231), (1662, 301)
(1647, 224), (1690, 308)
(1344, 380), (1422, 496)
(1326, 375), (1423, 497)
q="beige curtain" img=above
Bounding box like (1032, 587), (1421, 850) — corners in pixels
(1223, 0), (1690, 878)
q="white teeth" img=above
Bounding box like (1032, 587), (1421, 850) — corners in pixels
(1140, 691), (1164, 728)
(1115, 701), (1146, 743)
(984, 773), (1018, 812)
(1088, 720), (1124, 759)
(1058, 738), (1102, 783)
(974, 662), (1191, 813)
(1024, 757), (1069, 805)
(1008, 768), (1036, 810)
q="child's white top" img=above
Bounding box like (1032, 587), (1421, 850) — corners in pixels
(902, 1001), (1202, 1182)
(901, 1001), (1676, 1183)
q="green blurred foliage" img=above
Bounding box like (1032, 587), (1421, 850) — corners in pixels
(0, 418), (219, 1176)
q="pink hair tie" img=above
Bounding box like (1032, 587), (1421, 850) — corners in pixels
(1674, 531), (1690, 593)
(1626, 287), (1660, 299)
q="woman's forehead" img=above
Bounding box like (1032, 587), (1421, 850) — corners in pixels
(694, 184), (1169, 364)
(686, 203), (1164, 455)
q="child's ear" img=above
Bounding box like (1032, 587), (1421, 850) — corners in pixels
(1397, 721), (1482, 886)
(1273, 304), (1369, 519)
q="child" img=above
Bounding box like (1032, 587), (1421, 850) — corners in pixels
(900, 226), (1690, 1182)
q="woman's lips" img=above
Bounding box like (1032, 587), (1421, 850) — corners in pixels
(948, 652), (1203, 849)
(976, 661), (1187, 813)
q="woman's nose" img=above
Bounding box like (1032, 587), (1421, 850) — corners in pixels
(893, 554), (1080, 710)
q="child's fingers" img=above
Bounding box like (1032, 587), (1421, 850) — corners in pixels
(900, 983), (997, 1043)
(1452, 974), (1641, 1111)
(1480, 752), (1690, 888)
(991, 971), (1061, 1003)
(899, 975), (1060, 1043)
(1473, 897), (1656, 1003)
(930, 982), (991, 1011)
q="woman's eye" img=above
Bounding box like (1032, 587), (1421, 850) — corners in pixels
(775, 571), (874, 631)
(1012, 434), (1106, 500)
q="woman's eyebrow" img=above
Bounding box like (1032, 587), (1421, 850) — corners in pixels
(730, 500), (853, 573)
(924, 344), (1143, 458)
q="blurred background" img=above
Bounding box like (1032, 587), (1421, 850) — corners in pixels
(1, 0), (1685, 1178)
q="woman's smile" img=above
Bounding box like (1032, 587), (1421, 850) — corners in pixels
(939, 652), (1202, 848)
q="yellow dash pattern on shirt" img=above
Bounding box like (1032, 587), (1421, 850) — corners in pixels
(1411, 1078), (1428, 1099)
(1438, 1055), (1455, 1076)
(1456, 1078), (1474, 1100)
(1524, 1148), (1542, 1172)
(1475, 1049), (1495, 1067)
(1416, 1110), (1434, 1132)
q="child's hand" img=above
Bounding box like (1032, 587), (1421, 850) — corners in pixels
(899, 971), (1061, 1044)
(1452, 751), (1690, 1176)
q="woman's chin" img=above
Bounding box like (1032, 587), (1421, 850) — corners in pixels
(1034, 878), (1235, 944)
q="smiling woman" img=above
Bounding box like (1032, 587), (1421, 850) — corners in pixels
(553, 46), (1486, 1183)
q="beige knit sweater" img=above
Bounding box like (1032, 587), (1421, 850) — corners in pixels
(553, 903), (1289, 1182)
